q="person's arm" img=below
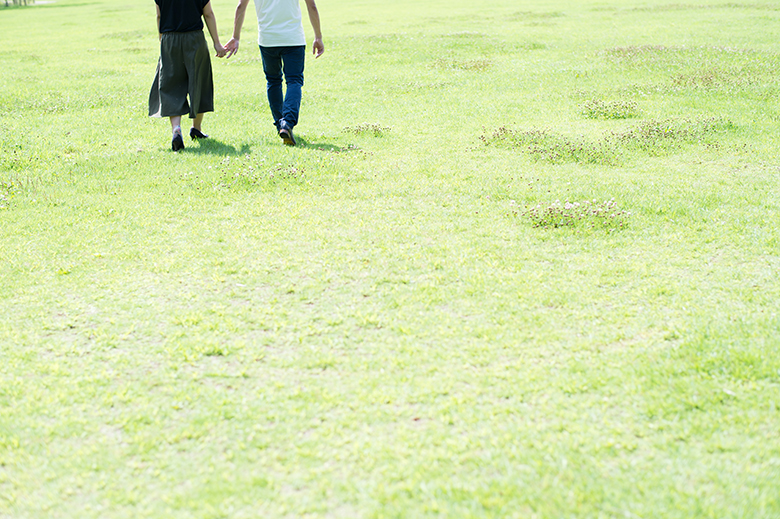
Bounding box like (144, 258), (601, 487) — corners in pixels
(156, 4), (162, 41)
(224, 0), (251, 58)
(303, 0), (324, 58)
(202, 1), (226, 57)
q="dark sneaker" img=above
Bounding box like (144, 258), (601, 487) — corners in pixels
(172, 132), (184, 151)
(278, 120), (296, 146)
(190, 127), (209, 140)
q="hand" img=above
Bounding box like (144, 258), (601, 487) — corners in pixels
(225, 38), (240, 59)
(312, 38), (324, 58)
(214, 43), (227, 58)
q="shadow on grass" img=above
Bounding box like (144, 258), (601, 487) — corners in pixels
(171, 137), (356, 155)
(295, 136), (359, 153)
(182, 139), (251, 156)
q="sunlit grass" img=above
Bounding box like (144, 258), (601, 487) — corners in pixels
(1, 0), (779, 517)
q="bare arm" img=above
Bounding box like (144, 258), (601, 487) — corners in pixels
(304, 0), (324, 58)
(202, 1), (226, 57)
(156, 4), (162, 41)
(225, 0), (251, 58)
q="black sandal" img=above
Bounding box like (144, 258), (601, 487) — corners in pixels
(190, 128), (209, 140)
(172, 132), (185, 151)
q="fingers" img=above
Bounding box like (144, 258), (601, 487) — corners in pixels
(224, 40), (239, 59)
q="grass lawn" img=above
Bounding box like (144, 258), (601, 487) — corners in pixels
(1, 0), (779, 517)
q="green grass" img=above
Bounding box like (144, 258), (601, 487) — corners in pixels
(1, 0), (780, 517)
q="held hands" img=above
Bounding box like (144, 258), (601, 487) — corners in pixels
(224, 38), (240, 59)
(217, 37), (318, 59)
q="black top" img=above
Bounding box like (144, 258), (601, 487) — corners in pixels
(156, 0), (209, 33)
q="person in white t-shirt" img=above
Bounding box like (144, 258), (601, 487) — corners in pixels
(224, 0), (323, 146)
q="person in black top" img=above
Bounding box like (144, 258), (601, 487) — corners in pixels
(149, 0), (226, 151)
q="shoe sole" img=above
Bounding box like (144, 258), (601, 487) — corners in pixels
(279, 130), (296, 146)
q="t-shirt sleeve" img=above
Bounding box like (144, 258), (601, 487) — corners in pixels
(200, 0), (210, 11)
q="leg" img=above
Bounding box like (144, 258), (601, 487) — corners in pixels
(183, 32), (212, 140)
(157, 34), (190, 119)
(170, 116), (184, 151)
(184, 32), (214, 119)
(189, 113), (209, 139)
(153, 33), (189, 151)
(260, 46), (284, 129)
(280, 46), (306, 128)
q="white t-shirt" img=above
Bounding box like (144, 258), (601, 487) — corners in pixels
(253, 0), (306, 47)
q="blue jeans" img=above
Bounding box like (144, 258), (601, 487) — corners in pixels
(259, 45), (305, 129)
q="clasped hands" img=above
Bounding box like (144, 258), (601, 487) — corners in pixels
(216, 38), (324, 59)
(213, 44), (228, 58)
(210, 39), (238, 59)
